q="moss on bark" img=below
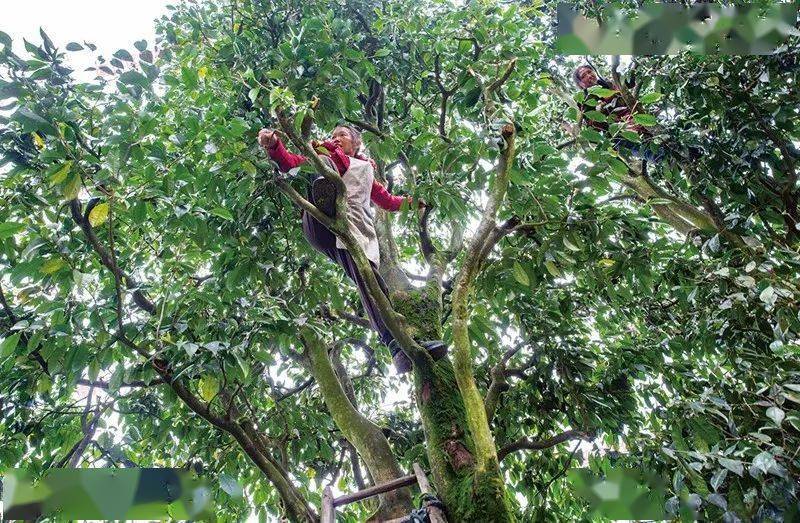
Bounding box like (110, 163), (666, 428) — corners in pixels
(389, 282), (443, 341)
(413, 361), (515, 522)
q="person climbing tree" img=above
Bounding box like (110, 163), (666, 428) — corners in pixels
(258, 125), (447, 373)
(573, 64), (665, 163)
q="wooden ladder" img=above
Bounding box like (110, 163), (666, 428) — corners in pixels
(321, 463), (447, 523)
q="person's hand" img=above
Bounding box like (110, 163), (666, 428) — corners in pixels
(258, 129), (277, 149)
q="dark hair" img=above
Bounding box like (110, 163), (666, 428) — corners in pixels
(334, 124), (363, 154)
(573, 65), (594, 86)
(573, 65), (613, 90)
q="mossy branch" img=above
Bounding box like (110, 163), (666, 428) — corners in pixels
(302, 329), (412, 518)
(450, 119), (517, 471)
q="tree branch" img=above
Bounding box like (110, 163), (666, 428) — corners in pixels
(275, 377), (315, 402)
(69, 199), (155, 314)
(485, 343), (525, 422)
(449, 62), (518, 469)
(418, 204), (436, 264)
(301, 329), (413, 518)
(498, 429), (593, 462)
(76, 377), (165, 390)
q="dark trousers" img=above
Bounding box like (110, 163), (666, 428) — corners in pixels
(302, 191), (397, 354)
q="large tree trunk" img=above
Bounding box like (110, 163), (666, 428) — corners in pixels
(392, 286), (516, 522)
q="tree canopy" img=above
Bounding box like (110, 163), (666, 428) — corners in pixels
(1, 1), (798, 521)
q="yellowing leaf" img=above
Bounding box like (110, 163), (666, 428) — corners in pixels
(598, 258), (616, 267)
(63, 173), (82, 201)
(37, 375), (52, 394)
(198, 66), (208, 79)
(88, 202), (110, 227)
(50, 161), (72, 184)
(233, 22), (241, 32)
(41, 257), (66, 275)
(32, 132), (45, 149)
(544, 260), (561, 278)
(242, 160), (257, 176)
(562, 236), (581, 252)
(512, 262), (530, 286)
(199, 375), (219, 402)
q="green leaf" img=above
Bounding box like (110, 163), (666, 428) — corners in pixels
(580, 128), (604, 143)
(36, 375), (52, 394)
(639, 92), (663, 104)
(563, 234), (582, 252)
(211, 207), (234, 221)
(181, 66), (198, 89)
(113, 49), (134, 62)
(119, 70), (150, 88)
(219, 473), (244, 498)
(66, 42), (84, 52)
(41, 257), (66, 275)
(294, 108), (307, 135)
(248, 87), (261, 105)
(750, 451), (776, 477)
(632, 113), (658, 126)
(134, 40), (148, 52)
(607, 157), (629, 176)
(620, 130), (641, 143)
(589, 87), (617, 98)
(373, 48), (391, 57)
(544, 260), (561, 278)
(463, 88), (481, 108)
(0, 222), (25, 240)
(39, 27), (55, 52)
(717, 457), (743, 477)
(0, 31), (11, 48)
(0, 333), (21, 358)
(766, 406), (784, 426)
(512, 262), (530, 286)
(584, 110), (606, 122)
(12, 106), (56, 135)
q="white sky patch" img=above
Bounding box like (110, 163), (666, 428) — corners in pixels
(1, 1), (168, 57)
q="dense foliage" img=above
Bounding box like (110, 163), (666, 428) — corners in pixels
(1, 1), (798, 521)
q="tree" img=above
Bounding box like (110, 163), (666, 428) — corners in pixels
(1, 1), (798, 521)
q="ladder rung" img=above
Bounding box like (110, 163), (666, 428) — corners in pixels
(333, 473), (417, 507)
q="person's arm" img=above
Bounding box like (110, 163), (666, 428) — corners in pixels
(318, 141), (350, 175)
(267, 137), (307, 172)
(371, 180), (414, 212)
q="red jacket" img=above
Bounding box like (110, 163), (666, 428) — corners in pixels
(267, 138), (412, 212)
(581, 83), (647, 135)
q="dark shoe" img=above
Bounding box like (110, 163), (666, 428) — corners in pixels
(393, 351), (413, 374)
(311, 176), (336, 218)
(421, 340), (447, 360)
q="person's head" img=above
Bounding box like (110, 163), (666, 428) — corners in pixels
(331, 125), (362, 156)
(573, 65), (598, 89)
